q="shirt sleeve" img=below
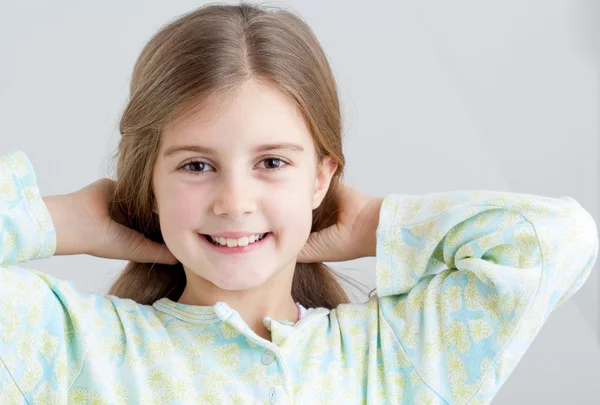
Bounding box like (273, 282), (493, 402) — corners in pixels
(375, 190), (599, 404)
(0, 150), (94, 403)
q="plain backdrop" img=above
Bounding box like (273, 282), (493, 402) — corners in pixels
(1, 1), (598, 403)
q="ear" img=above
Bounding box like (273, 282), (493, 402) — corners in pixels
(312, 157), (338, 210)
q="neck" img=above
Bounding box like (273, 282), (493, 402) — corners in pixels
(177, 264), (299, 341)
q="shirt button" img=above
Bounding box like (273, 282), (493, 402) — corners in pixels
(269, 387), (276, 404)
(261, 350), (276, 365)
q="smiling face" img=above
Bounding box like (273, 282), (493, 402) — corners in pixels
(152, 79), (337, 298)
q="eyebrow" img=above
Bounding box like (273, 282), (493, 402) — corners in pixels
(163, 142), (305, 157)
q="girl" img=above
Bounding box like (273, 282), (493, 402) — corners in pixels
(0, 2), (597, 404)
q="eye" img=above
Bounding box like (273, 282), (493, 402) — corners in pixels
(258, 157), (288, 172)
(178, 160), (214, 176)
(177, 157), (288, 176)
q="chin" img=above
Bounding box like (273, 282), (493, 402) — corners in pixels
(212, 278), (267, 292)
(207, 269), (273, 291)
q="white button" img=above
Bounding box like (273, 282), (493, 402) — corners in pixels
(214, 302), (232, 318)
(261, 350), (276, 365)
(269, 387), (276, 404)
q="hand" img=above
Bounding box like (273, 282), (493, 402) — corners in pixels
(297, 183), (384, 263)
(44, 179), (178, 264)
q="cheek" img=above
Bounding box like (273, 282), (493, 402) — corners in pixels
(159, 186), (205, 230)
(269, 184), (314, 241)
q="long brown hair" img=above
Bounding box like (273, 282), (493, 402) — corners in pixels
(107, 2), (369, 309)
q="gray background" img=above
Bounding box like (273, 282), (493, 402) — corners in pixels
(1, 1), (598, 403)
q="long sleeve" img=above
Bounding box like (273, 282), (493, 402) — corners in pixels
(0, 150), (56, 265)
(0, 150), (90, 403)
(374, 190), (598, 404)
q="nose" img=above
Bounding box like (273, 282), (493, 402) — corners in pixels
(213, 174), (257, 220)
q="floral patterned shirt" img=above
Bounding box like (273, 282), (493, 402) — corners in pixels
(0, 149), (597, 404)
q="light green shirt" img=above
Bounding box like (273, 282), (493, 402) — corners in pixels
(0, 149), (597, 404)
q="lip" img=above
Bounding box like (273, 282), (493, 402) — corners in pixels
(200, 232), (271, 254)
(206, 231), (269, 239)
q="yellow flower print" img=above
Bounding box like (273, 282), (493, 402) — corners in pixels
(393, 346), (412, 368)
(39, 331), (59, 362)
(444, 320), (470, 353)
(482, 292), (503, 320)
(201, 369), (231, 391)
(15, 246), (33, 262)
(464, 278), (482, 311)
(478, 357), (496, 394)
(298, 357), (321, 376)
(239, 364), (271, 387)
(53, 351), (68, 384)
(414, 387), (437, 404)
(164, 377), (195, 401)
(34, 381), (66, 404)
(85, 391), (109, 405)
(408, 285), (426, 312)
(496, 320), (514, 344)
(123, 348), (144, 371)
(376, 260), (394, 289)
(472, 209), (498, 230)
(400, 318), (418, 347)
(229, 392), (248, 405)
(27, 298), (43, 328)
(113, 384), (129, 405)
(100, 336), (126, 358)
(0, 173), (18, 202)
(468, 318), (492, 343)
(386, 371), (406, 403)
(446, 351), (467, 384)
(16, 331), (36, 362)
(146, 367), (169, 391)
(441, 285), (462, 313)
(2, 230), (17, 256)
(2, 353), (16, 375)
(423, 335), (442, 359)
(430, 195), (452, 215)
(213, 343), (241, 371)
(20, 359), (43, 392)
(1, 310), (19, 343)
(316, 371), (341, 395)
(68, 388), (88, 404)
(8, 153), (29, 177)
(219, 322), (240, 339)
(146, 338), (174, 360)
(450, 379), (477, 403)
(410, 368), (425, 387)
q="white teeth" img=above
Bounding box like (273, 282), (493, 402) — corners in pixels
(208, 233), (267, 247)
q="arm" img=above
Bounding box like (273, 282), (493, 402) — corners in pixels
(0, 150), (56, 265)
(0, 150), (89, 401)
(373, 190), (598, 403)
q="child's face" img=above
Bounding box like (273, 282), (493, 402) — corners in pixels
(152, 79), (336, 294)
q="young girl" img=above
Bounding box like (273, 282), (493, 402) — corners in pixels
(0, 3), (597, 404)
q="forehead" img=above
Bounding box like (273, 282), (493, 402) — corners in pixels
(161, 80), (313, 149)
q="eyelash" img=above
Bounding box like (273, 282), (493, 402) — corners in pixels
(177, 157), (289, 176)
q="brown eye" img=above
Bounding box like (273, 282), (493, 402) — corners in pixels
(179, 160), (214, 176)
(259, 157), (287, 171)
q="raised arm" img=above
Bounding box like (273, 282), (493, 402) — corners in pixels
(374, 190), (598, 403)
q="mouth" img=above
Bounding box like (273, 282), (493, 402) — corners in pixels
(200, 232), (272, 253)
(203, 232), (269, 247)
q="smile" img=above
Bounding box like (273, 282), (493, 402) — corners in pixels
(200, 232), (272, 254)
